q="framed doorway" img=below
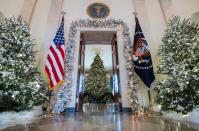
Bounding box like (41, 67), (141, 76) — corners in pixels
(76, 31), (121, 112)
(53, 19), (137, 114)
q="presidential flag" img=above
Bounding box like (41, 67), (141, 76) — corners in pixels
(45, 16), (65, 90)
(133, 16), (155, 88)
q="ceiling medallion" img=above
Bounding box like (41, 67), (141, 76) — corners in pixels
(87, 3), (110, 19)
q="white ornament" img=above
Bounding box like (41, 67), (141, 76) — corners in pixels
(133, 55), (138, 61)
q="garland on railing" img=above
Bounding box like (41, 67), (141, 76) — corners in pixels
(53, 18), (139, 113)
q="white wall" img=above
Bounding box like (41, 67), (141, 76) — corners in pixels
(30, 0), (53, 66)
(21, 0), (38, 24)
(0, 0), (24, 17)
(63, 0), (135, 36)
(171, 0), (199, 19)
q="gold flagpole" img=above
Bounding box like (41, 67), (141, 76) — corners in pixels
(147, 88), (152, 111)
(133, 11), (138, 16)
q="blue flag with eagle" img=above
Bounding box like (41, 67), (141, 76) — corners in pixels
(133, 16), (155, 88)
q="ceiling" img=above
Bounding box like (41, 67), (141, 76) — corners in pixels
(83, 31), (116, 70)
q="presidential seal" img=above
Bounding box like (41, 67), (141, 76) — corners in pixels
(87, 3), (110, 19)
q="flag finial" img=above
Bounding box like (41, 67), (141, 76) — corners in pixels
(133, 12), (138, 16)
(61, 11), (66, 15)
(60, 11), (66, 23)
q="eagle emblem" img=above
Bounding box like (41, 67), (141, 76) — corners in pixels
(87, 3), (110, 19)
(133, 38), (151, 63)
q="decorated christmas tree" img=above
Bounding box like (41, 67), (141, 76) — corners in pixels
(0, 17), (47, 112)
(84, 54), (111, 103)
(154, 16), (199, 114)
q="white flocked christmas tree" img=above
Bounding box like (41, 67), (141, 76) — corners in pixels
(0, 17), (47, 112)
(154, 16), (199, 114)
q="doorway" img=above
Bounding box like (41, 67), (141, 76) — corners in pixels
(76, 31), (121, 113)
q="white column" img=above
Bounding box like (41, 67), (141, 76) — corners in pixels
(66, 31), (81, 108)
(117, 30), (131, 108)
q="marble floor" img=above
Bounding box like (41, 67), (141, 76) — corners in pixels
(1, 113), (199, 131)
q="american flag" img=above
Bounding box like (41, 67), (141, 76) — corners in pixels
(45, 16), (65, 90)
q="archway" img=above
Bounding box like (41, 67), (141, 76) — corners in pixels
(53, 19), (139, 113)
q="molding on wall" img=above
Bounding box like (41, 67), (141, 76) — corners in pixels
(159, 0), (174, 25)
(0, 11), (4, 23)
(21, 0), (38, 24)
(29, 0), (38, 24)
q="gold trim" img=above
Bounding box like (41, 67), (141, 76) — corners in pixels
(87, 2), (110, 19)
(44, 70), (64, 91)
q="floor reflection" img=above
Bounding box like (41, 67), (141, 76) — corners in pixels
(1, 113), (199, 131)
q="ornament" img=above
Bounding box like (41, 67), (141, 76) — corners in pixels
(17, 54), (23, 57)
(36, 83), (40, 88)
(133, 55), (138, 61)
